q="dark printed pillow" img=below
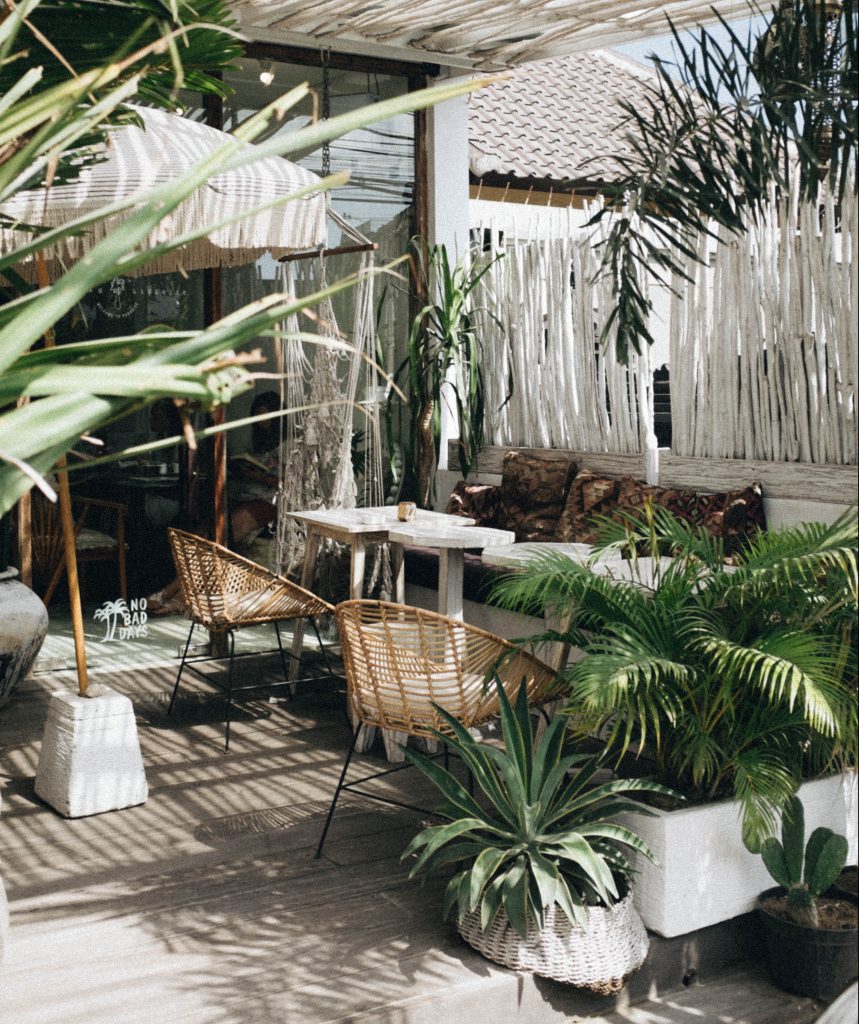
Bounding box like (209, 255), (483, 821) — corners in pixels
(505, 508), (568, 543)
(645, 481), (765, 557)
(445, 480), (501, 527)
(500, 450), (578, 541)
(557, 470), (622, 544)
(614, 476), (667, 517)
(699, 482), (766, 557)
(500, 450), (578, 509)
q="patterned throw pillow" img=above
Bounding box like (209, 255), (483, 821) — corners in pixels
(615, 476), (667, 514)
(445, 480), (502, 527)
(699, 482), (766, 557)
(500, 450), (578, 542)
(611, 478), (766, 557)
(556, 469), (622, 544)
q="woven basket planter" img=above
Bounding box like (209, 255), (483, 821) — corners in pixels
(457, 892), (649, 993)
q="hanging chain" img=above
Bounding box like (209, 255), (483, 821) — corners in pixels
(321, 50), (331, 179)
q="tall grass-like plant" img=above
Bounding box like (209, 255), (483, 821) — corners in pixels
(402, 682), (677, 938)
(388, 238), (502, 507)
(489, 506), (858, 848)
(0, 1), (488, 513)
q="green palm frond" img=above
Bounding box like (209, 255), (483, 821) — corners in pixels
(583, 1), (857, 361)
(499, 505), (857, 844)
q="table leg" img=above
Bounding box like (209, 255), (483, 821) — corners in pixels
(438, 548), (465, 620)
(289, 527), (321, 686)
(347, 536), (376, 752)
(389, 541), (405, 604)
(350, 538), (366, 599)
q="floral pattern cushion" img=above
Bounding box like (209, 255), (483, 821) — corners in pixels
(445, 480), (502, 527)
(500, 450), (578, 542)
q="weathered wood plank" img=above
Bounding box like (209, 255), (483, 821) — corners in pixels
(451, 441), (646, 479)
(660, 455), (858, 503)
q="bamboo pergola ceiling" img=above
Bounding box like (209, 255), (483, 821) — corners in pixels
(230, 1), (749, 69)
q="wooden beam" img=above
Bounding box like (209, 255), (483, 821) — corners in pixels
(449, 442), (646, 479)
(659, 455), (858, 504)
(470, 184), (592, 209)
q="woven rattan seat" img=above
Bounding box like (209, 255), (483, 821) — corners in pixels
(315, 599), (562, 856)
(167, 528), (335, 750)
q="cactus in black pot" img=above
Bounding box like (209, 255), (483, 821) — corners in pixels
(756, 794), (857, 1001)
(761, 796), (848, 928)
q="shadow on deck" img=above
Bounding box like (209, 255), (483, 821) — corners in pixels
(0, 627), (826, 1024)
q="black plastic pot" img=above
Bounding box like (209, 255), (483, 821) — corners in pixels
(757, 886), (858, 1002)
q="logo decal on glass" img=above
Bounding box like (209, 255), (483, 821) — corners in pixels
(93, 597), (149, 642)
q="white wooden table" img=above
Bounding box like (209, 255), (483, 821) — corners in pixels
(386, 523), (515, 620)
(286, 506), (476, 760)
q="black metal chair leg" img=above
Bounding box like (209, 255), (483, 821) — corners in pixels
(315, 724), (362, 859)
(443, 742), (450, 772)
(273, 621), (291, 686)
(311, 618), (337, 681)
(168, 621), (196, 716)
(224, 631), (236, 752)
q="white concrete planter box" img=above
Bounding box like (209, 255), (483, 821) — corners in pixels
(620, 772), (858, 938)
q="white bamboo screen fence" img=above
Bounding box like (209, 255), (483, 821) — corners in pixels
(669, 182), (857, 466)
(472, 210), (656, 455)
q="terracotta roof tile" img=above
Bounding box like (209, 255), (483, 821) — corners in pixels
(469, 49), (658, 186)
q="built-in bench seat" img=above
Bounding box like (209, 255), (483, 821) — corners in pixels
(404, 443), (857, 631)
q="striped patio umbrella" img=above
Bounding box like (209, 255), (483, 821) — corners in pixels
(0, 104), (328, 278)
(1, 104), (329, 698)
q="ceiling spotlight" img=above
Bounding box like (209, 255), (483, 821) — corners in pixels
(258, 60), (274, 87)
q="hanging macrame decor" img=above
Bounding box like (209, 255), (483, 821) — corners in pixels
(273, 216), (391, 600)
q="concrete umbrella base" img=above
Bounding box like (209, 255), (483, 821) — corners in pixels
(35, 687), (148, 818)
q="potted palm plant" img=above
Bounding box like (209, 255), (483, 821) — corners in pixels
(757, 795), (857, 1001)
(387, 238), (502, 508)
(489, 506), (858, 936)
(402, 682), (678, 992)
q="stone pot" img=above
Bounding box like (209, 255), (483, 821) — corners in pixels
(0, 567), (49, 708)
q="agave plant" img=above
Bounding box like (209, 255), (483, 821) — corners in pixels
(760, 794), (849, 927)
(0, 0), (488, 514)
(387, 238), (503, 507)
(402, 681), (677, 939)
(489, 505), (858, 849)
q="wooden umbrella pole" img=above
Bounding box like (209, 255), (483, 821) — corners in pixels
(55, 454), (89, 695)
(35, 253), (89, 695)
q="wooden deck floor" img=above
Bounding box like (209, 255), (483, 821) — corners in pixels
(0, 651), (826, 1024)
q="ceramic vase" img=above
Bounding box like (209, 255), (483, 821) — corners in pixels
(0, 567), (48, 708)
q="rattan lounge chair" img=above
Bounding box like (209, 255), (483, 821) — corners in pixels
(167, 527), (335, 750)
(315, 599), (562, 857)
(32, 491), (127, 606)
